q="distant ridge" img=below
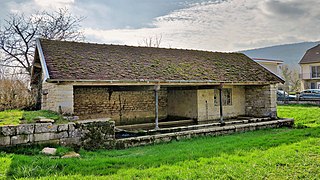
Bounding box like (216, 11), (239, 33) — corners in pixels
(241, 41), (320, 69)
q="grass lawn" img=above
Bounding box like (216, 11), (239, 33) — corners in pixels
(0, 110), (66, 126)
(1, 104), (320, 179)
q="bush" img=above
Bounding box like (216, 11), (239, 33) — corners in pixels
(0, 78), (36, 111)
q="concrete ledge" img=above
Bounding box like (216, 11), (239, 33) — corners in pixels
(115, 119), (294, 149)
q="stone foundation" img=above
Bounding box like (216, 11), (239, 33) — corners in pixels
(0, 118), (294, 150)
(116, 118), (294, 149)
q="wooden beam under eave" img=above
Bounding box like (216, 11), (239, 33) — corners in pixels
(33, 63), (41, 68)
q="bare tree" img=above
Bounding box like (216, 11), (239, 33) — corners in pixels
(0, 8), (84, 77)
(281, 65), (291, 91)
(139, 34), (162, 48)
(290, 69), (301, 92)
(281, 65), (301, 92)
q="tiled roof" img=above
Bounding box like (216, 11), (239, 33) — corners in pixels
(37, 39), (283, 83)
(299, 44), (320, 64)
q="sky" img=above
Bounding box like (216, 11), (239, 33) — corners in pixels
(1, 0), (320, 52)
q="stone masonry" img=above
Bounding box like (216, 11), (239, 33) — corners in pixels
(245, 84), (277, 118)
(40, 83), (278, 124)
(0, 119), (115, 150)
(73, 86), (167, 125)
(42, 82), (73, 115)
(0, 118), (294, 150)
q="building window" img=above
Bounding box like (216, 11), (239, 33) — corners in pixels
(311, 66), (320, 78)
(311, 82), (316, 89)
(214, 88), (232, 106)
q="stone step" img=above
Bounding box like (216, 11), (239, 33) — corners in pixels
(116, 117), (273, 138)
(115, 119), (294, 149)
(117, 119), (195, 130)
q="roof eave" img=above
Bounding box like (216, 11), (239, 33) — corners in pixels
(36, 38), (50, 81)
(46, 78), (281, 86)
(299, 60), (320, 64)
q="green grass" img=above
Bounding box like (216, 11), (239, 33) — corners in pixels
(0, 110), (22, 126)
(0, 104), (320, 179)
(21, 110), (66, 124)
(0, 110), (66, 126)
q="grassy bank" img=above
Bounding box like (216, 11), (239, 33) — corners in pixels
(0, 104), (320, 179)
(0, 110), (66, 126)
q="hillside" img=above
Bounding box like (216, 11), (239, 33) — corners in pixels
(241, 41), (320, 70)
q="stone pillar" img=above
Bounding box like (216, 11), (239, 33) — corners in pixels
(245, 84), (277, 118)
(154, 85), (160, 129)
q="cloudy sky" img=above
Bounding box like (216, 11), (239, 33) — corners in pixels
(1, 0), (319, 52)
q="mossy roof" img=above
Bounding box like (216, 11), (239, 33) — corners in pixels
(38, 39), (283, 83)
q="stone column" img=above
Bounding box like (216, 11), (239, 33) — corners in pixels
(154, 85), (160, 129)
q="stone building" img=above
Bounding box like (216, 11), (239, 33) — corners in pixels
(31, 39), (284, 125)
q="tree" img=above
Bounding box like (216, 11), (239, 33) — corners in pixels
(281, 65), (301, 92)
(138, 34), (162, 48)
(281, 65), (292, 92)
(0, 8), (84, 77)
(290, 69), (301, 92)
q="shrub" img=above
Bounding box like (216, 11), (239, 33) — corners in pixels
(0, 78), (36, 111)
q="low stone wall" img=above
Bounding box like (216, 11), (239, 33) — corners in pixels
(116, 119), (294, 149)
(0, 119), (115, 150)
(278, 100), (320, 106)
(1, 118), (294, 150)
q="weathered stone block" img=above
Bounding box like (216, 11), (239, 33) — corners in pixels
(69, 129), (81, 138)
(0, 125), (17, 136)
(34, 133), (53, 142)
(60, 137), (81, 146)
(68, 123), (76, 131)
(57, 124), (68, 132)
(11, 134), (30, 145)
(41, 147), (57, 155)
(35, 123), (58, 133)
(53, 132), (69, 139)
(0, 136), (10, 146)
(17, 124), (34, 135)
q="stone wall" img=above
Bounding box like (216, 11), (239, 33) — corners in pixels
(245, 84), (277, 118)
(0, 118), (294, 150)
(197, 86), (246, 121)
(73, 87), (167, 125)
(41, 82), (73, 115)
(167, 89), (198, 119)
(0, 119), (115, 150)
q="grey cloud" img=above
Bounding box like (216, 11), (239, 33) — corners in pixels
(260, 0), (320, 19)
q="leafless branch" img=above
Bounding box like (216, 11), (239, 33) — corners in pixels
(139, 34), (162, 48)
(0, 8), (85, 78)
